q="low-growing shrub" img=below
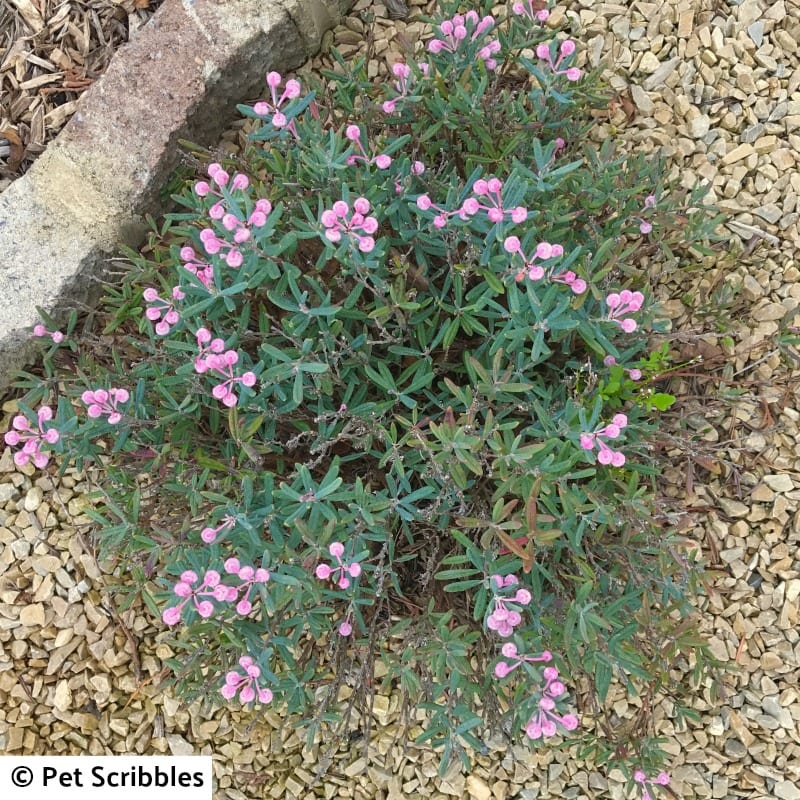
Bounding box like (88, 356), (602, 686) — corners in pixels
(10, 0), (726, 790)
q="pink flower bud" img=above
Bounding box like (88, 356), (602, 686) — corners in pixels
(266, 71), (282, 88)
(345, 124), (361, 141)
(560, 40), (576, 56)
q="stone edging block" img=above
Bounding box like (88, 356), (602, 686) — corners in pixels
(0, 0), (349, 391)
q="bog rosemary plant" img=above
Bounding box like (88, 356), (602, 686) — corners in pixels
(9, 0), (727, 790)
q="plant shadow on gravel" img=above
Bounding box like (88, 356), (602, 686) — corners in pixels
(9, 0), (736, 788)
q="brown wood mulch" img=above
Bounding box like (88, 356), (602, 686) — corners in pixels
(0, 0), (163, 189)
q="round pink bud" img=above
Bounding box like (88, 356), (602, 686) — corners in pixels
(611, 451), (626, 467)
(512, 1), (524, 13)
(258, 688), (273, 703)
(640, 220), (652, 234)
(224, 558), (241, 574)
(162, 607), (182, 625)
(239, 685), (255, 703)
(284, 79), (301, 98)
(657, 773), (670, 785)
(454, 24), (467, 40)
(597, 449), (613, 465)
(346, 124), (361, 141)
(348, 562), (361, 577)
(504, 236), (521, 253)
(542, 720), (557, 737)
(272, 112), (287, 128)
(583, 433), (599, 451)
(197, 600), (214, 618)
(214, 170), (229, 187)
(232, 173), (249, 190)
(488, 208), (504, 223)
(620, 318), (637, 333)
(353, 197), (370, 215)
(536, 43), (550, 60)
(628, 369), (642, 380)
(439, 20), (453, 35)
(536, 242), (553, 260)
(494, 661), (511, 678)
(562, 714), (579, 731)
(416, 194), (432, 211)
(332, 200), (349, 218)
(511, 206), (528, 223)
(382, 99), (397, 114)
(560, 40), (576, 56)
(238, 565), (254, 581)
(338, 621), (353, 636)
(200, 528), (217, 544)
(315, 564), (332, 580)
(514, 589), (531, 605)
(143, 287), (159, 302)
(204, 570), (221, 587)
(528, 265), (545, 280)
(195, 181), (210, 196)
(255, 568), (270, 582)
(253, 102), (270, 116)
(606, 292), (621, 308)
(604, 424), (621, 439)
(634, 771), (647, 783)
(207, 163), (221, 177)
(501, 642), (518, 658)
(549, 680), (565, 696)
(236, 599), (252, 615)
(266, 71), (282, 87)
(433, 215), (447, 228)
(473, 179), (488, 195)
(226, 250), (244, 268)
(181, 570), (199, 584)
(374, 154), (392, 169)
(572, 279), (587, 294)
(612, 413), (628, 427)
(566, 68), (582, 81)
(486, 178), (502, 194)
(525, 722), (542, 739)
(337, 576), (350, 589)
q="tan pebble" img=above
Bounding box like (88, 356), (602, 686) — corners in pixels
(19, 603), (46, 627)
(52, 680), (72, 711)
(467, 774), (492, 800)
(23, 487), (43, 511)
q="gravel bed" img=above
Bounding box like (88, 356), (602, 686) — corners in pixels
(2, 0), (800, 797)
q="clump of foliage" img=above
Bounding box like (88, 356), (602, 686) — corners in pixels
(10, 0), (725, 788)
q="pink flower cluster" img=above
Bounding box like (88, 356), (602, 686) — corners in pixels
(221, 655), (273, 704)
(253, 71), (302, 136)
(463, 178), (527, 224)
(194, 162), (250, 199)
(604, 354), (642, 381)
(321, 197), (379, 253)
(393, 159), (426, 196)
(194, 163), (272, 270)
(416, 176), (526, 230)
(81, 388), (130, 424)
(179, 246), (215, 290)
(162, 560), (270, 625)
(33, 324), (64, 344)
(606, 290), (644, 333)
(428, 12), (500, 70)
(201, 513), (236, 544)
(512, 0), (549, 23)
(382, 61), (429, 115)
(580, 413), (628, 466)
(523, 664), (580, 740)
(637, 194), (657, 234)
(536, 40), (582, 82)
(486, 573), (531, 637)
(315, 542), (361, 589)
(634, 771), (670, 800)
(345, 124), (392, 169)
(504, 237), (586, 293)
(494, 642), (552, 678)
(195, 347), (257, 408)
(199, 200), (272, 270)
(144, 286), (184, 336)
(4, 406), (60, 468)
